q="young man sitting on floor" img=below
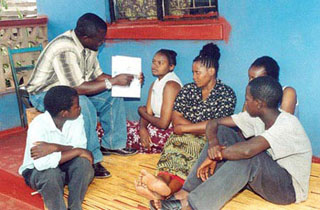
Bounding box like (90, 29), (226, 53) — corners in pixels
(137, 76), (312, 210)
(19, 86), (94, 210)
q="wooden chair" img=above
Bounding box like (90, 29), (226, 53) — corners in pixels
(7, 45), (43, 128)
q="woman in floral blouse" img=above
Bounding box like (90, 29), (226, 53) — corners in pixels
(127, 49), (182, 153)
(135, 43), (237, 205)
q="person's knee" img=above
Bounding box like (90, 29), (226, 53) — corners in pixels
(39, 168), (62, 180)
(217, 125), (234, 140)
(30, 94), (46, 112)
(72, 157), (94, 181)
(33, 168), (63, 190)
(217, 125), (231, 134)
(217, 125), (242, 146)
(79, 96), (96, 111)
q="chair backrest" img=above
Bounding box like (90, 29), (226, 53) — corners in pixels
(7, 45), (43, 127)
(7, 45), (43, 87)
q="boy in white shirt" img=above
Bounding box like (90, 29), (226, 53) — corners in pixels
(149, 76), (312, 210)
(19, 86), (94, 210)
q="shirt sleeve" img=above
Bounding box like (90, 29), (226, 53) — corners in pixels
(231, 112), (256, 138)
(88, 57), (103, 80)
(27, 123), (62, 171)
(52, 51), (85, 87)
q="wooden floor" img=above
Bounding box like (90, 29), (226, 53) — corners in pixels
(65, 154), (320, 210)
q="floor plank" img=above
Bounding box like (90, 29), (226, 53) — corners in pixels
(65, 154), (320, 210)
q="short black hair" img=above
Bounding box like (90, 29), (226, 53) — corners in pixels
(248, 76), (283, 109)
(193, 43), (221, 77)
(75, 13), (107, 38)
(250, 56), (280, 81)
(44, 86), (78, 117)
(156, 49), (177, 66)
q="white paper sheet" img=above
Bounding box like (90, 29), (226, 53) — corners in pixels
(111, 55), (141, 98)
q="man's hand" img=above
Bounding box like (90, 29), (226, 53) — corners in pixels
(173, 124), (184, 135)
(78, 149), (93, 165)
(197, 157), (217, 182)
(110, 74), (134, 86)
(208, 142), (226, 161)
(139, 127), (152, 150)
(138, 106), (147, 116)
(31, 141), (57, 160)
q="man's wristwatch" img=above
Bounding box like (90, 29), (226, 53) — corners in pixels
(104, 78), (112, 90)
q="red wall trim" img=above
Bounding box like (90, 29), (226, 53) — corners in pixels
(312, 156), (320, 163)
(0, 15), (48, 27)
(0, 127), (26, 139)
(107, 17), (231, 41)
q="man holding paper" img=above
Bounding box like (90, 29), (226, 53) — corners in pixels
(26, 13), (139, 178)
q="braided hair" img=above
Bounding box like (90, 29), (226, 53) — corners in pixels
(193, 43), (220, 77)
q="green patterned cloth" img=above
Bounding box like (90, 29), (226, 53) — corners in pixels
(168, 0), (190, 16)
(156, 134), (206, 180)
(115, 0), (191, 20)
(116, 0), (157, 20)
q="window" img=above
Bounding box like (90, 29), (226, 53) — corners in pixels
(109, 0), (218, 22)
(0, 0), (37, 20)
(107, 0), (228, 41)
(0, 0), (47, 92)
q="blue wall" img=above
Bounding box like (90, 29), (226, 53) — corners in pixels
(0, 93), (21, 130)
(34, 0), (320, 155)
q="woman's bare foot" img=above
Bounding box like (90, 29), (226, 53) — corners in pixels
(181, 197), (191, 210)
(140, 169), (171, 196)
(174, 189), (189, 200)
(154, 199), (162, 210)
(135, 179), (162, 200)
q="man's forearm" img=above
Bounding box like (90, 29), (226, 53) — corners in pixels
(75, 80), (106, 95)
(140, 111), (170, 129)
(179, 121), (208, 135)
(206, 119), (220, 146)
(95, 73), (111, 81)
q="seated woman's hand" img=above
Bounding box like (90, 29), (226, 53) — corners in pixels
(138, 106), (147, 116)
(138, 72), (144, 85)
(196, 157), (217, 182)
(139, 127), (152, 150)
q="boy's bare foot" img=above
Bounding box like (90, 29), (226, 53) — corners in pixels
(135, 179), (162, 200)
(140, 169), (171, 196)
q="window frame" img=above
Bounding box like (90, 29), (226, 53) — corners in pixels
(107, 0), (229, 41)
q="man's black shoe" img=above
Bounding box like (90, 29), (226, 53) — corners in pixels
(93, 162), (111, 178)
(101, 147), (138, 156)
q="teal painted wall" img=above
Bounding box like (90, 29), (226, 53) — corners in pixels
(21, 0), (319, 156)
(0, 93), (20, 130)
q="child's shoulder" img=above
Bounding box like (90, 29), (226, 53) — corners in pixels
(28, 112), (51, 128)
(276, 111), (302, 129)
